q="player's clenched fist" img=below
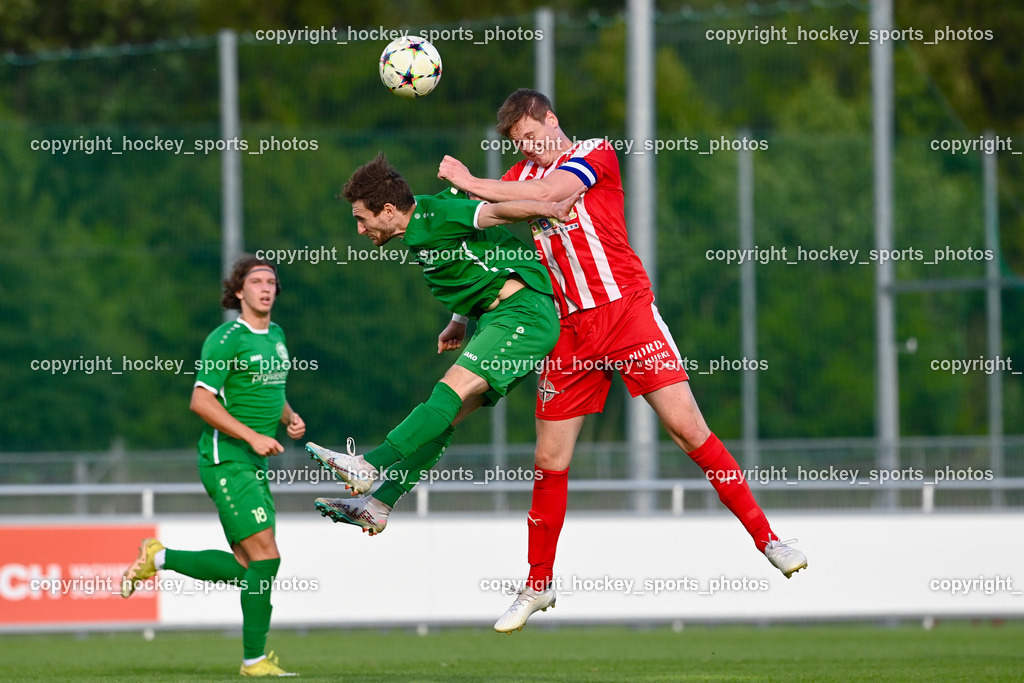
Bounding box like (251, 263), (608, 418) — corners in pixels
(437, 319), (466, 354)
(249, 434), (285, 456)
(286, 413), (305, 440)
(553, 186), (585, 222)
(438, 155), (471, 189)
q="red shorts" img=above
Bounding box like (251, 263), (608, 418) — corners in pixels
(535, 288), (689, 419)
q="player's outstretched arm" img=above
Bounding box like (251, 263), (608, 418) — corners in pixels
(476, 186), (585, 229)
(439, 155), (584, 203)
(190, 386), (285, 456)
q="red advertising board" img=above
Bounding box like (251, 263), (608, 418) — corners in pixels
(0, 525), (159, 625)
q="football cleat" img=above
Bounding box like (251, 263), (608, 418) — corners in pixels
(306, 438), (379, 494)
(314, 495), (389, 535)
(493, 586), (556, 633)
(239, 651), (297, 677)
(121, 537), (165, 598)
(764, 539), (808, 578)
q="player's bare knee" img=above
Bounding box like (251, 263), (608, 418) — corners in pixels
(662, 419), (710, 453)
(232, 547), (250, 569)
(440, 367), (489, 400)
(657, 401), (711, 452)
(534, 449), (572, 471)
(682, 429), (712, 454)
(240, 529), (279, 561)
(534, 452), (557, 470)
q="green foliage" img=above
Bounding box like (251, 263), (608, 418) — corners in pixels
(0, 3), (1020, 453)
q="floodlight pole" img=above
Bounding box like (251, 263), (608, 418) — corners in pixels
(487, 130), (509, 512)
(219, 29), (244, 322)
(871, 0), (898, 508)
(626, 0), (657, 512)
(739, 131), (759, 468)
(535, 8), (555, 104)
(984, 131), (1003, 506)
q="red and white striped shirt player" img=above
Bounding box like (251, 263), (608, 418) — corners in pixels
(438, 88), (807, 635)
(503, 138), (650, 317)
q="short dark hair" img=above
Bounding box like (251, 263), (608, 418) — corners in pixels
(340, 153), (415, 215)
(221, 256), (279, 310)
(496, 88), (554, 139)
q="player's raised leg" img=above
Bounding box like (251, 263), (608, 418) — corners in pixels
(314, 398), (476, 533)
(370, 399), (472, 507)
(121, 466), (269, 600)
(122, 532), (295, 673)
(123, 542), (249, 598)
(306, 437), (380, 494)
(120, 537), (165, 598)
(306, 383), (461, 494)
(645, 381), (807, 577)
(314, 428), (460, 529)
(309, 367), (477, 532)
(308, 380), (465, 493)
(313, 288), (558, 535)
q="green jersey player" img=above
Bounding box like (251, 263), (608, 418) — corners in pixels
(305, 153), (581, 534)
(121, 256), (304, 677)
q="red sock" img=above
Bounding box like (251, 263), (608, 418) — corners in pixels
(525, 467), (569, 592)
(688, 433), (777, 552)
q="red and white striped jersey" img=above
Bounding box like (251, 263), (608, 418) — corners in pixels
(502, 138), (651, 317)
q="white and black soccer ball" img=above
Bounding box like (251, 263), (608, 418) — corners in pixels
(379, 36), (442, 98)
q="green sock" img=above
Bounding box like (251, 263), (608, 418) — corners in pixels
(374, 426), (455, 507)
(365, 382), (462, 470)
(163, 549), (246, 582)
(241, 557), (280, 660)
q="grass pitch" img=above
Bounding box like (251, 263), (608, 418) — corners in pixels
(1, 621), (1020, 681)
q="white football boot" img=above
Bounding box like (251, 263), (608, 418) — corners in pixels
(764, 539), (808, 578)
(314, 495), (390, 535)
(493, 586), (557, 633)
(306, 437), (379, 494)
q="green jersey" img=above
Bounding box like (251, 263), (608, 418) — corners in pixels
(401, 189), (553, 318)
(194, 318), (289, 468)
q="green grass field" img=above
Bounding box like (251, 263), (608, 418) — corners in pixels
(2, 622), (1021, 681)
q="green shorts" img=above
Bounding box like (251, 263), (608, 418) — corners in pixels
(199, 460), (276, 546)
(455, 286), (559, 406)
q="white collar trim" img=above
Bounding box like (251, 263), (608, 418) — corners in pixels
(235, 316), (271, 334)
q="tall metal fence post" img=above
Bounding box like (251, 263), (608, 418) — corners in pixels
(984, 130), (1004, 507)
(219, 29), (243, 322)
(535, 8), (555, 103)
(739, 128), (759, 469)
(626, 0), (658, 513)
(871, 0), (899, 509)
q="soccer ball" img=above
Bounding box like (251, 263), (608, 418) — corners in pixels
(379, 36), (442, 98)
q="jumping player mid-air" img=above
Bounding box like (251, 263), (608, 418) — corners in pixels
(305, 153), (579, 537)
(121, 256), (304, 676)
(438, 88), (807, 633)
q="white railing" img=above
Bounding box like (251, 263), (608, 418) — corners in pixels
(2, 477), (1024, 519)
